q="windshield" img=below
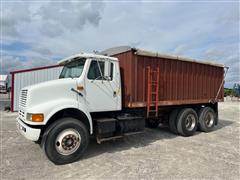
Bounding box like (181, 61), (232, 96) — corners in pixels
(59, 58), (86, 79)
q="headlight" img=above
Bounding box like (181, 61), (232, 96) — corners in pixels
(27, 113), (44, 122)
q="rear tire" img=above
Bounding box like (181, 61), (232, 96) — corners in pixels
(169, 109), (179, 134)
(177, 108), (198, 137)
(198, 107), (216, 132)
(42, 118), (89, 165)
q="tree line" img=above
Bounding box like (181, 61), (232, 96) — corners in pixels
(224, 83), (240, 97)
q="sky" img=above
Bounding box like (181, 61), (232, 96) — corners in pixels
(1, 0), (239, 88)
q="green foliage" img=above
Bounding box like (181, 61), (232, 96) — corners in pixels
(224, 83), (240, 97)
(224, 88), (232, 97)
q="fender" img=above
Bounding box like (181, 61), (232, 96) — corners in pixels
(26, 99), (93, 134)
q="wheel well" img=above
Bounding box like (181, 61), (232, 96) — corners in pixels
(41, 108), (91, 136)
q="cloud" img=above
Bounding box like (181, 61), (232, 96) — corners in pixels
(1, 1), (105, 39)
(1, 55), (56, 74)
(1, 1), (239, 88)
(37, 1), (104, 37)
(32, 46), (53, 56)
(173, 44), (189, 55)
(1, 2), (31, 38)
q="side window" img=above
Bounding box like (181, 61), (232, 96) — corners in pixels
(87, 60), (105, 80)
(109, 62), (114, 80)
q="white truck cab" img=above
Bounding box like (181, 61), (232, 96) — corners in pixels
(16, 53), (128, 164)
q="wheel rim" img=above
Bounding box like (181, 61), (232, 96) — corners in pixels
(185, 114), (196, 131)
(205, 112), (214, 127)
(55, 128), (81, 156)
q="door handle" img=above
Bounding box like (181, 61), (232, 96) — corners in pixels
(71, 88), (83, 97)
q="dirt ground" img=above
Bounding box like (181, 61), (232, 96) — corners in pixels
(0, 94), (239, 179)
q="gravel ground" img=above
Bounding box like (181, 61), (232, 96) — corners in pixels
(0, 93), (10, 111)
(0, 95), (239, 179)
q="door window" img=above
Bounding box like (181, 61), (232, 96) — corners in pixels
(87, 60), (105, 80)
(109, 62), (114, 81)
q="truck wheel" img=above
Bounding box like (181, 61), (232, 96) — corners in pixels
(42, 118), (89, 165)
(146, 119), (159, 128)
(177, 108), (198, 137)
(198, 107), (216, 132)
(169, 109), (179, 134)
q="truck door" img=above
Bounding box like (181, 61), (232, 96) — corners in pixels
(85, 59), (120, 112)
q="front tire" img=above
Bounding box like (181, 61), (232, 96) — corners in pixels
(42, 118), (89, 165)
(177, 108), (198, 137)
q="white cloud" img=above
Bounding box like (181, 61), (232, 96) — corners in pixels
(1, 2), (31, 38)
(1, 1), (239, 88)
(1, 55), (56, 74)
(37, 1), (104, 37)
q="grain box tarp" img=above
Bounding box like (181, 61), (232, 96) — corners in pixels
(113, 50), (224, 108)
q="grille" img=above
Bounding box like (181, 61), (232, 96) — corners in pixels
(19, 109), (25, 120)
(19, 89), (28, 108)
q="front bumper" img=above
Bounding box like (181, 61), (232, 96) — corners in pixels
(16, 118), (41, 141)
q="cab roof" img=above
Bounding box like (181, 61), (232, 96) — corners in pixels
(58, 52), (118, 65)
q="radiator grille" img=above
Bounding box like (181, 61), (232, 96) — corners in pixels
(19, 89), (28, 108)
(19, 109), (25, 120)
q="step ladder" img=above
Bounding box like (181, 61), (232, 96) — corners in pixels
(147, 66), (159, 118)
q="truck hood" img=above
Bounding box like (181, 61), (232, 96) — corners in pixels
(20, 78), (77, 109)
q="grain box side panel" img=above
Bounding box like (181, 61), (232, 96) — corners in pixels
(114, 51), (224, 108)
(140, 57), (224, 107)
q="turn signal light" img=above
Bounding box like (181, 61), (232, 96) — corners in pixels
(32, 114), (44, 122)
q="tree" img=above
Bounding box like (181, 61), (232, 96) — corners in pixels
(224, 88), (232, 97)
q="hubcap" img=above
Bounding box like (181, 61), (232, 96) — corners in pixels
(55, 129), (81, 155)
(205, 112), (214, 127)
(185, 114), (196, 131)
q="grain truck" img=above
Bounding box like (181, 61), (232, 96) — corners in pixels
(16, 46), (226, 164)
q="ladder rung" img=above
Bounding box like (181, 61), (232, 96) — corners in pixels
(149, 105), (158, 107)
(149, 108), (156, 110)
(149, 84), (158, 87)
(149, 103), (158, 106)
(148, 110), (157, 112)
